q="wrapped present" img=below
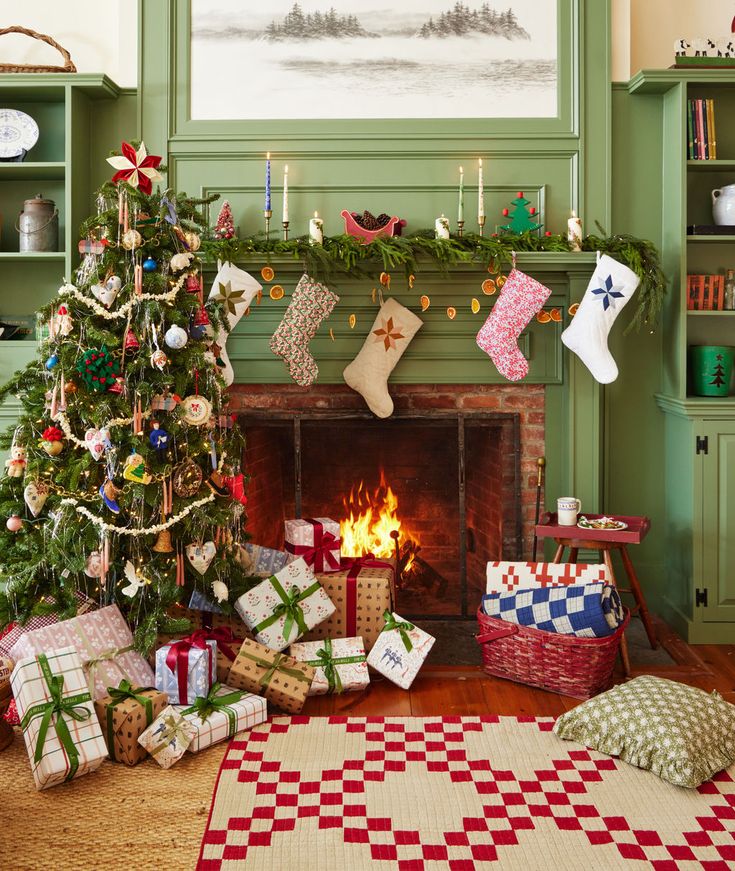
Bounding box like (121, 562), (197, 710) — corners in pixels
(188, 589), (224, 614)
(11, 646), (107, 790)
(137, 705), (195, 769)
(0, 592), (95, 658)
(94, 680), (168, 766)
(289, 636), (369, 695)
(242, 543), (290, 577)
(228, 638), (314, 714)
(300, 556), (395, 651)
(285, 517), (341, 573)
(167, 627), (243, 684)
(155, 635), (216, 705)
(177, 682), (267, 752)
(9, 604), (154, 701)
(157, 609), (252, 681)
(366, 611), (435, 690)
(234, 557), (336, 651)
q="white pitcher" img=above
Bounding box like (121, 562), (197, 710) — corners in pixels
(712, 184), (735, 225)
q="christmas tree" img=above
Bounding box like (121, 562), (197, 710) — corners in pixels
(710, 357), (727, 388)
(213, 200), (235, 240)
(499, 191), (543, 234)
(0, 141), (254, 651)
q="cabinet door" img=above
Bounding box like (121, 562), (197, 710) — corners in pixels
(701, 423), (735, 622)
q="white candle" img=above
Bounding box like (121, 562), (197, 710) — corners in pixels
(567, 210), (582, 251)
(435, 214), (450, 240)
(478, 158), (485, 220)
(309, 211), (324, 245)
(283, 165), (289, 223)
(458, 166), (464, 223)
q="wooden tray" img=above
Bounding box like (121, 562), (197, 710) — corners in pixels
(535, 513), (650, 545)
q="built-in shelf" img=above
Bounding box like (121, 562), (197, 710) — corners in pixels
(0, 162), (65, 181)
(687, 309), (735, 315)
(0, 252), (64, 261)
(687, 159), (735, 170)
(687, 235), (735, 242)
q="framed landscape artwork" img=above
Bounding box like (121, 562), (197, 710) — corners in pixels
(190, 0), (559, 120)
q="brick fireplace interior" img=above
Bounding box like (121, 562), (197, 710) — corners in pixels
(232, 384), (545, 623)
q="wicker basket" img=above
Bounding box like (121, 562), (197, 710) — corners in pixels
(0, 26), (76, 73)
(476, 606), (629, 700)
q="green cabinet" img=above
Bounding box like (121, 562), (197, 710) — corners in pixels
(701, 421), (735, 624)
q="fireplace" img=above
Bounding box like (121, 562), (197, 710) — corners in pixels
(232, 383), (544, 623)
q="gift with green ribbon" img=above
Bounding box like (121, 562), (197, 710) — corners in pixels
(138, 706), (195, 769)
(180, 682), (266, 752)
(234, 559), (337, 651)
(366, 611), (436, 691)
(228, 638), (315, 714)
(11, 647), (108, 790)
(94, 679), (168, 766)
(295, 637), (369, 695)
(380, 610), (415, 652)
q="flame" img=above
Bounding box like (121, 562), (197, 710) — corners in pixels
(340, 471), (418, 572)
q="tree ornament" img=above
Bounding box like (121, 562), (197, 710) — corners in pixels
(107, 141), (163, 194)
(24, 480), (48, 517)
(185, 541), (216, 575)
(164, 324), (188, 350)
(84, 550), (103, 579)
(4, 445), (26, 478)
(50, 305), (73, 337)
(124, 328), (140, 351)
(142, 256), (157, 272)
(91, 275), (121, 308)
(180, 394), (212, 427)
(213, 200), (235, 240)
(99, 478), (123, 514)
(64, 380), (78, 394)
(84, 426), (112, 461)
(121, 560), (149, 598)
(121, 229), (142, 250)
(76, 346), (121, 392)
(208, 264), (262, 384)
(150, 348), (168, 370)
(211, 579), (229, 603)
(45, 354), (59, 371)
(499, 192), (543, 234)
(149, 421), (170, 452)
(107, 375), (125, 395)
(186, 274), (201, 294)
(184, 231), (201, 251)
(172, 457), (203, 498)
(223, 472), (248, 506)
(206, 469), (229, 497)
(123, 451), (152, 485)
(6, 514), (23, 533)
(160, 194), (177, 225)
(151, 391), (180, 412)
(170, 251), (193, 272)
(40, 426), (64, 457)
(152, 529), (174, 553)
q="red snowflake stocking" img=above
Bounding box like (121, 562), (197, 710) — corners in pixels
(475, 268), (551, 381)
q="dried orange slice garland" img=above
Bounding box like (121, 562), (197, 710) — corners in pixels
(260, 266), (275, 282)
(481, 278), (496, 295)
(536, 310), (551, 324)
(379, 272), (391, 289)
(568, 302), (580, 316)
(269, 285), (285, 300)
(471, 298), (481, 314)
(348, 313), (356, 329)
(446, 306), (457, 320)
(420, 295), (431, 311)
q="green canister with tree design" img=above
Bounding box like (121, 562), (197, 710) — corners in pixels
(690, 345), (735, 397)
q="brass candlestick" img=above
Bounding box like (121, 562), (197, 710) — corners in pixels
(264, 209), (273, 240)
(457, 220), (465, 238)
(282, 220), (290, 241)
(478, 216), (486, 237)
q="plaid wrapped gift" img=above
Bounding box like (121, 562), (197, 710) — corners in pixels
(481, 582), (625, 638)
(243, 543), (290, 577)
(228, 638), (315, 714)
(177, 682), (267, 752)
(9, 604), (154, 701)
(11, 646), (107, 790)
(285, 517), (341, 573)
(289, 636), (369, 695)
(0, 592), (96, 659)
(234, 557), (336, 651)
(299, 556), (395, 651)
(94, 681), (168, 766)
(155, 635), (217, 705)
(485, 561), (609, 594)
(367, 611), (435, 691)
(137, 705), (196, 769)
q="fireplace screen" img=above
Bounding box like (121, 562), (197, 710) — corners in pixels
(241, 412), (521, 621)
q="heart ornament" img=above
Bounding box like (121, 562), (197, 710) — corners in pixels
(24, 481), (49, 517)
(186, 541), (216, 575)
(91, 275), (122, 308)
(84, 427), (111, 461)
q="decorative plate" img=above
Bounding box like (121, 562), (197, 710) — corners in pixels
(0, 109), (39, 159)
(577, 516), (628, 531)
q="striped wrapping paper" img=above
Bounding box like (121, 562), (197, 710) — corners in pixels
(289, 637), (369, 696)
(176, 685), (267, 752)
(11, 646), (107, 790)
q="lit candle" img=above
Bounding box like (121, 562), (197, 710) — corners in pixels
(309, 211), (323, 245)
(265, 152), (272, 212)
(458, 166), (464, 223)
(567, 210), (582, 251)
(478, 159), (485, 220)
(283, 164), (289, 223)
(435, 214), (450, 240)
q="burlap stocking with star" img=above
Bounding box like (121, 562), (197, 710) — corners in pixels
(343, 297), (423, 418)
(208, 262), (262, 385)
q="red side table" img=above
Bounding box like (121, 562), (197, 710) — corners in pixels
(535, 513), (657, 666)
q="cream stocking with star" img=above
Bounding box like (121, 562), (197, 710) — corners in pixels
(561, 253), (640, 384)
(343, 298), (423, 418)
(208, 262), (262, 385)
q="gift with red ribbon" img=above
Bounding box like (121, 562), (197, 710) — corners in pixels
(154, 632), (217, 705)
(284, 517), (342, 573)
(187, 626), (242, 684)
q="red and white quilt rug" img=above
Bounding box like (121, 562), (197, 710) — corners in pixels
(198, 716), (735, 870)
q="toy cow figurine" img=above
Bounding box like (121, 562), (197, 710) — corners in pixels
(674, 38), (691, 57)
(716, 38), (735, 58)
(691, 37), (716, 57)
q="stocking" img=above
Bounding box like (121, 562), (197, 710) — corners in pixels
(343, 297), (423, 418)
(208, 262), (262, 385)
(476, 268), (551, 381)
(269, 274), (339, 386)
(561, 253), (640, 384)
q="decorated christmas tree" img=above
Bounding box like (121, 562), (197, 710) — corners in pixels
(0, 141), (254, 651)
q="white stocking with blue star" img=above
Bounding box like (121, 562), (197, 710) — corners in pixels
(561, 253), (640, 383)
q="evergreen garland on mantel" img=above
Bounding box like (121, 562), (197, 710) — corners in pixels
(204, 227), (666, 334)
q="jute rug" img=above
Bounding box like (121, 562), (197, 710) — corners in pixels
(199, 716), (735, 870)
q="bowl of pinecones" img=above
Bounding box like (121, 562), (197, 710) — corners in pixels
(341, 210), (406, 243)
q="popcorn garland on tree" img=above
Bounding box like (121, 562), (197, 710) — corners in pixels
(0, 141), (255, 652)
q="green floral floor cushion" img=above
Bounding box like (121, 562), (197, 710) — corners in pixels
(553, 675), (735, 788)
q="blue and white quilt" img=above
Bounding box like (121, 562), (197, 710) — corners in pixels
(481, 581), (624, 638)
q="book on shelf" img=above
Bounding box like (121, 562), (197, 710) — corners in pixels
(687, 98), (717, 160)
(687, 225), (735, 236)
(687, 274), (725, 310)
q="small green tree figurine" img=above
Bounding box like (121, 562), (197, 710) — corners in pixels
(499, 191), (543, 234)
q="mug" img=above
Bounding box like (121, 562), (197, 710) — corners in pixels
(557, 497), (581, 526)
